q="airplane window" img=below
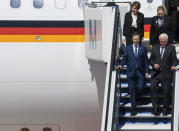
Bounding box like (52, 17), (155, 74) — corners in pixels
(10, 0), (21, 8)
(33, 0), (43, 8)
(78, 0), (88, 8)
(55, 0), (66, 9)
(42, 127), (52, 131)
(20, 128), (30, 131)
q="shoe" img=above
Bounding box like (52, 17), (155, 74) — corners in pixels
(131, 109), (137, 116)
(152, 108), (159, 116)
(162, 109), (168, 116)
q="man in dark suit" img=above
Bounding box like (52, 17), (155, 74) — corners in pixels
(150, 6), (172, 48)
(149, 33), (177, 116)
(116, 32), (149, 116)
(123, 1), (144, 46)
(165, 0), (179, 42)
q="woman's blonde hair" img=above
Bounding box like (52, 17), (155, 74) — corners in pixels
(157, 5), (167, 15)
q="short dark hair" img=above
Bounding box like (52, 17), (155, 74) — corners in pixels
(132, 1), (141, 10)
(132, 32), (140, 37)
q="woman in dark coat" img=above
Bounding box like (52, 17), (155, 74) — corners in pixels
(123, 1), (144, 46)
(150, 5), (173, 48)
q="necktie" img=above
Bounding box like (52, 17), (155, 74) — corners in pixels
(135, 45), (138, 57)
(160, 47), (164, 59)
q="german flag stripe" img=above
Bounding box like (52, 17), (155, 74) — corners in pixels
(144, 32), (149, 39)
(0, 28), (84, 35)
(0, 35), (85, 42)
(144, 25), (151, 32)
(0, 21), (84, 27)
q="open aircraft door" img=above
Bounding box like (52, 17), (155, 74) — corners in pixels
(83, 2), (129, 131)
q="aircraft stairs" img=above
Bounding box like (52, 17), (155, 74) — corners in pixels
(112, 64), (175, 131)
(83, 2), (179, 131)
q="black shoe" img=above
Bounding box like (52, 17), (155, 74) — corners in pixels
(162, 109), (168, 116)
(131, 109), (137, 116)
(152, 108), (159, 116)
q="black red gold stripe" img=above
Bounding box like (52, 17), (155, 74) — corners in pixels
(0, 20), (151, 42)
(0, 21), (84, 42)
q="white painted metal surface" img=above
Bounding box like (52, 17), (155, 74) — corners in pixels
(0, 42), (105, 131)
(173, 70), (179, 131)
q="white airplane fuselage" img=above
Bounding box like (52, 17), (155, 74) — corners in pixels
(0, 0), (163, 131)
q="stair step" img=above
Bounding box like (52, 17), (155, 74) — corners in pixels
(120, 74), (152, 79)
(119, 103), (172, 109)
(118, 83), (160, 88)
(117, 122), (171, 131)
(119, 112), (171, 119)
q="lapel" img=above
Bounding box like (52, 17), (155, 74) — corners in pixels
(130, 44), (136, 58)
(136, 13), (140, 25)
(155, 17), (158, 28)
(161, 46), (168, 61)
(137, 44), (142, 58)
(129, 12), (132, 25)
(162, 16), (167, 27)
(157, 45), (162, 61)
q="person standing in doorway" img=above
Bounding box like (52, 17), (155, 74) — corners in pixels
(123, 1), (144, 46)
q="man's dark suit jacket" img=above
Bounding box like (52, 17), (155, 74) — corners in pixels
(123, 11), (144, 38)
(149, 44), (177, 80)
(165, 0), (179, 13)
(150, 16), (172, 45)
(121, 44), (149, 78)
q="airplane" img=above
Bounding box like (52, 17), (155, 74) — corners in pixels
(0, 0), (177, 131)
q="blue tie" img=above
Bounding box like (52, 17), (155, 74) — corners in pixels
(135, 45), (138, 57)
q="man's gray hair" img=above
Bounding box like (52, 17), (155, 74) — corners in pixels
(159, 33), (168, 40)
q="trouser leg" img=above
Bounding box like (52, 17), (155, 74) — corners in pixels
(161, 79), (172, 109)
(128, 76), (137, 110)
(150, 78), (160, 109)
(136, 69), (145, 101)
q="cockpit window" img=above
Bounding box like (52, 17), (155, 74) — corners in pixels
(10, 0), (21, 8)
(78, 0), (88, 8)
(33, 0), (44, 8)
(55, 0), (66, 9)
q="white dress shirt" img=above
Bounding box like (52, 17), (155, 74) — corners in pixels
(132, 12), (137, 28)
(133, 44), (139, 55)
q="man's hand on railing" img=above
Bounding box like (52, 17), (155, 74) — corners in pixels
(153, 64), (160, 70)
(115, 65), (122, 70)
(171, 66), (177, 71)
